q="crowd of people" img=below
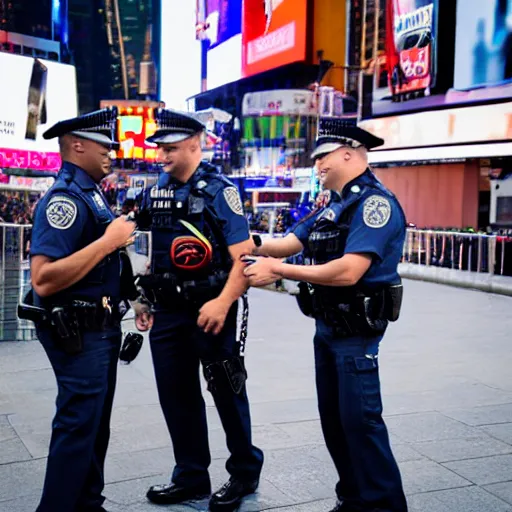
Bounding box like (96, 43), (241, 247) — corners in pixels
(0, 192), (37, 224)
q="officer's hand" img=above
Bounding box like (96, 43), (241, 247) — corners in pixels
(197, 298), (230, 336)
(243, 256), (281, 287)
(133, 301), (154, 332)
(103, 216), (136, 252)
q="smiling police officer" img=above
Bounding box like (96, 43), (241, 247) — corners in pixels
(23, 107), (136, 512)
(244, 117), (408, 512)
(133, 109), (263, 512)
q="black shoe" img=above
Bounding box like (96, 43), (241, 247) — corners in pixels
(329, 501), (361, 512)
(146, 481), (211, 505)
(208, 478), (259, 511)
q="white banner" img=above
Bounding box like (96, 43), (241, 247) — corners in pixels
(361, 101), (512, 150)
(0, 53), (78, 153)
(242, 89), (317, 116)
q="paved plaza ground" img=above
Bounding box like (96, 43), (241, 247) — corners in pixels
(1, 280), (512, 511)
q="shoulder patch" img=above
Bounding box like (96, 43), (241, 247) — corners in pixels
(223, 187), (244, 216)
(46, 195), (78, 230)
(362, 195), (391, 228)
(320, 208), (336, 221)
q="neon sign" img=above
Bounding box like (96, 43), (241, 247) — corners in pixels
(0, 148), (61, 171)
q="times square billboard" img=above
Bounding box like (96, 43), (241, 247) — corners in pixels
(0, 53), (78, 172)
(452, 0), (512, 102)
(368, 0), (512, 117)
(196, 0), (307, 90)
(387, 0), (437, 97)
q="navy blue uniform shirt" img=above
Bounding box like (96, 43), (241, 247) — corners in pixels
(292, 170), (406, 286)
(30, 163), (121, 303)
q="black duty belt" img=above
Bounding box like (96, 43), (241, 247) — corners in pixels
(137, 271), (229, 309)
(18, 291), (121, 331)
(312, 290), (388, 337)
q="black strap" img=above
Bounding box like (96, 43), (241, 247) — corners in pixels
(203, 203), (233, 271)
(237, 294), (249, 356)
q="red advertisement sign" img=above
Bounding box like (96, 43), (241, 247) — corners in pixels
(386, 0), (436, 98)
(242, 0), (307, 78)
(0, 148), (61, 171)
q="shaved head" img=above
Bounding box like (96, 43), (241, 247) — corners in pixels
(58, 135), (74, 158)
(58, 134), (113, 182)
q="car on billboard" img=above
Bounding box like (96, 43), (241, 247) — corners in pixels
(385, 0), (436, 102)
(392, 26), (432, 98)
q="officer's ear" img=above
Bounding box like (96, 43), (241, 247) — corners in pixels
(189, 135), (201, 153)
(70, 136), (86, 154)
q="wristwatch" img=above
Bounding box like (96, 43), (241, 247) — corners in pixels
(252, 234), (262, 247)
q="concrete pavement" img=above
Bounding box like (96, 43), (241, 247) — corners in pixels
(1, 280), (512, 511)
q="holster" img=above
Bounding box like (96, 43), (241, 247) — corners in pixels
(384, 281), (403, 322)
(119, 332), (144, 363)
(313, 289), (389, 337)
(17, 289), (49, 324)
(18, 289), (120, 355)
(119, 250), (139, 301)
(358, 292), (388, 333)
(296, 282), (315, 318)
(202, 356), (247, 395)
(50, 307), (83, 355)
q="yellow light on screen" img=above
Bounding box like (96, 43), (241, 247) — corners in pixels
(145, 148), (157, 160)
(145, 120), (157, 137)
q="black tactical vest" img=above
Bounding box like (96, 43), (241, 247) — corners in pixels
(142, 165), (232, 282)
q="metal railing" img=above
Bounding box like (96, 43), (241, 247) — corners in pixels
(0, 223), (36, 342)
(2, 223), (511, 342)
(402, 229), (511, 276)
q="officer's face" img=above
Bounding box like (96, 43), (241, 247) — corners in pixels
(81, 139), (113, 178)
(157, 139), (193, 175)
(315, 147), (348, 190)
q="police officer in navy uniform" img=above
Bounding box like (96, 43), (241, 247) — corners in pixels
(132, 109), (263, 511)
(26, 108), (136, 512)
(243, 117), (408, 512)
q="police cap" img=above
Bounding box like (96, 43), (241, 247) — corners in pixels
(146, 108), (206, 145)
(311, 116), (384, 160)
(43, 107), (119, 150)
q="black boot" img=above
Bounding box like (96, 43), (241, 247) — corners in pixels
(146, 481), (211, 505)
(208, 477), (259, 511)
(328, 501), (363, 512)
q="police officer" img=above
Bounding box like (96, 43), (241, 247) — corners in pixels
(243, 117), (408, 512)
(26, 108), (136, 512)
(133, 109), (263, 511)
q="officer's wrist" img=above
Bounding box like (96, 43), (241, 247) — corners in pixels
(96, 237), (115, 257)
(252, 245), (264, 256)
(216, 294), (234, 309)
(272, 259), (286, 277)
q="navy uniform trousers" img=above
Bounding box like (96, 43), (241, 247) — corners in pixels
(36, 327), (122, 512)
(149, 303), (263, 486)
(314, 320), (408, 512)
